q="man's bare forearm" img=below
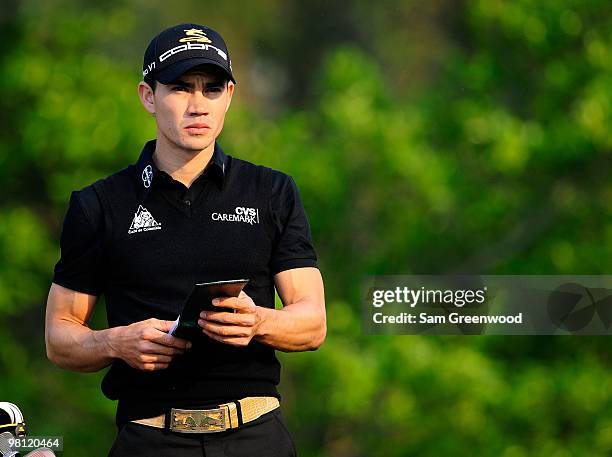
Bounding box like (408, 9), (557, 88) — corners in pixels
(46, 320), (118, 372)
(254, 298), (326, 352)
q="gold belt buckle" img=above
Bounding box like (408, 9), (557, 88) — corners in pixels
(170, 407), (227, 433)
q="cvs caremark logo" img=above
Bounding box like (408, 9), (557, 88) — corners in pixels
(211, 206), (260, 225)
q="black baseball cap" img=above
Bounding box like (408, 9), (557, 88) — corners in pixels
(142, 23), (235, 85)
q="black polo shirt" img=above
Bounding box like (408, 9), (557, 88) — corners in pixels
(52, 140), (318, 427)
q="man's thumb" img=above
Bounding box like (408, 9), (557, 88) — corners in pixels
(154, 319), (178, 333)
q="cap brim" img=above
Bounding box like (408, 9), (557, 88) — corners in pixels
(155, 57), (235, 84)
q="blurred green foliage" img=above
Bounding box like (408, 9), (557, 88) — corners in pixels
(0, 0), (611, 456)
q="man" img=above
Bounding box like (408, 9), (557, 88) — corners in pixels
(45, 23), (326, 457)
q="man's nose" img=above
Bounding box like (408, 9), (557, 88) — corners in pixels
(187, 91), (209, 116)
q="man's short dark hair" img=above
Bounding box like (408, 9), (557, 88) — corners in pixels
(145, 78), (157, 92)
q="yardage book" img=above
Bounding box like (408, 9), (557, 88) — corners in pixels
(169, 279), (249, 340)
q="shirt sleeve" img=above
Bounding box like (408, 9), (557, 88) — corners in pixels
(52, 189), (105, 295)
(269, 173), (318, 275)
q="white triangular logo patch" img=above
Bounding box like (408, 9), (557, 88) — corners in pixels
(128, 205), (162, 234)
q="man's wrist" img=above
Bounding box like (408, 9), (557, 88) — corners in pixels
(254, 306), (274, 339)
(96, 326), (120, 360)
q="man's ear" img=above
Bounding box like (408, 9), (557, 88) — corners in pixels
(138, 81), (156, 114)
(225, 81), (235, 112)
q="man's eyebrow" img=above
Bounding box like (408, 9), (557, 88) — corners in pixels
(204, 80), (226, 87)
(171, 79), (192, 87)
(170, 79), (225, 88)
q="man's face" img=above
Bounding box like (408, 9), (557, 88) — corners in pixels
(139, 66), (235, 153)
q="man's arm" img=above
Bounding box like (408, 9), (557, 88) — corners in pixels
(45, 283), (192, 372)
(198, 267), (326, 352)
(45, 283), (115, 372)
(258, 267), (326, 351)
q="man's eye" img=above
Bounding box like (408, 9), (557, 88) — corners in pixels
(172, 86), (188, 92)
(207, 87), (223, 93)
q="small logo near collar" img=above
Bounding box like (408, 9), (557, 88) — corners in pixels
(142, 165), (153, 188)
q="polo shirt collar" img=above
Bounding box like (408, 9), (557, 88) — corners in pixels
(133, 139), (227, 197)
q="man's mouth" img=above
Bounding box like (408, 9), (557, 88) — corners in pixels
(185, 123), (211, 133)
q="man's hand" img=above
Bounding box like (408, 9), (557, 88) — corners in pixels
(198, 291), (264, 347)
(108, 318), (192, 371)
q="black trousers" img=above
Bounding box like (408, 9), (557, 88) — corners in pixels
(107, 409), (297, 457)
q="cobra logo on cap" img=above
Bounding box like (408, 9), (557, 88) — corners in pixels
(179, 28), (212, 44)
